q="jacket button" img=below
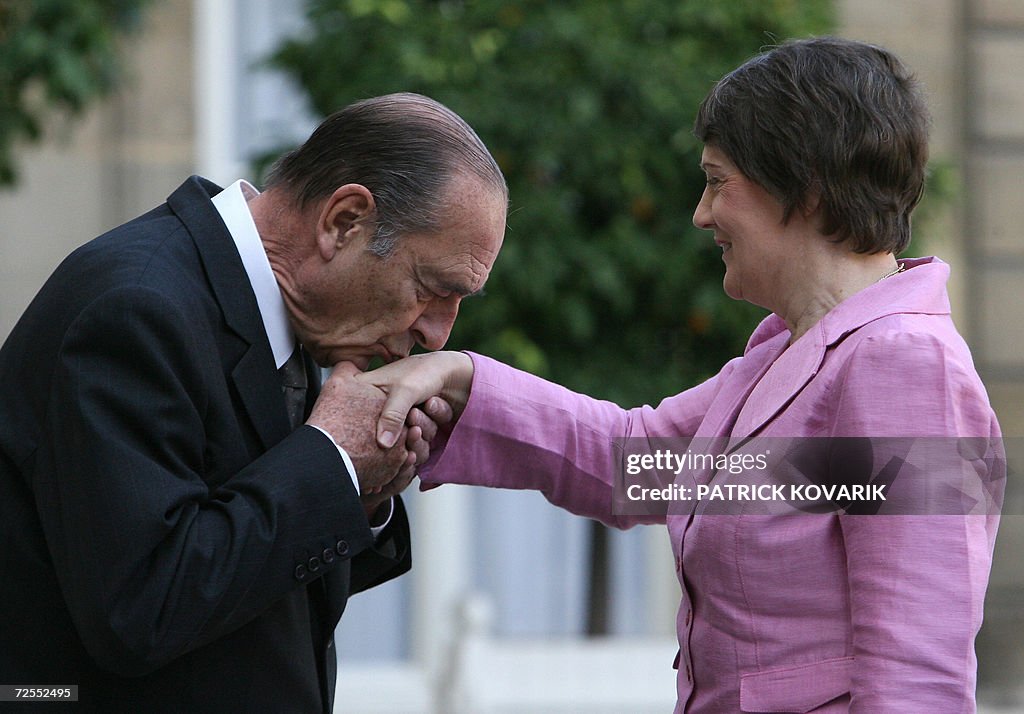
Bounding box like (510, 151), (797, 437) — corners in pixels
(336, 540), (349, 557)
(308, 556), (321, 572)
(322, 548), (336, 564)
(294, 564), (308, 582)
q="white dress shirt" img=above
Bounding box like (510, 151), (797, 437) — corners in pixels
(210, 180), (365, 493)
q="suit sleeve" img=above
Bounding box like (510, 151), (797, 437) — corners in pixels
(419, 352), (729, 529)
(34, 286), (380, 676)
(831, 331), (1001, 711)
(349, 496), (411, 595)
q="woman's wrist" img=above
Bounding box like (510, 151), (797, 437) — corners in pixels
(440, 351), (474, 417)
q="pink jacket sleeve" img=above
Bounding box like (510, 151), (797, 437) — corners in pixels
(418, 352), (729, 529)
(831, 330), (1001, 711)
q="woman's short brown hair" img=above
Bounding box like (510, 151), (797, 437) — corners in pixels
(693, 37), (929, 255)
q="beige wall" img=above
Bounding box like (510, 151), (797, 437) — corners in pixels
(840, 0), (967, 312)
(0, 0), (193, 340)
(841, 0), (1024, 703)
(839, 0), (1024, 437)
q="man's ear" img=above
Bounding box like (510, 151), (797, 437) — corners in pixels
(315, 184), (376, 261)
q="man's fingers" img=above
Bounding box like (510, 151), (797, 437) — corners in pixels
(395, 462), (416, 486)
(329, 361), (362, 378)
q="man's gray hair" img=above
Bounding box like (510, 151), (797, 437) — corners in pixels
(265, 93), (507, 256)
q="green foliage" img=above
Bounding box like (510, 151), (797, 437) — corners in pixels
(0, 0), (148, 185)
(909, 157), (958, 256)
(271, 0), (834, 406)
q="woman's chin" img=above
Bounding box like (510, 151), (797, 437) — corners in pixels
(722, 274), (743, 302)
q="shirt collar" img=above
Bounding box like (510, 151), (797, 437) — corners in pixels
(211, 179), (295, 369)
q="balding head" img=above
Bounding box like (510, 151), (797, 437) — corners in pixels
(265, 93), (507, 256)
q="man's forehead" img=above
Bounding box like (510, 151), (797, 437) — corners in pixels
(411, 178), (505, 290)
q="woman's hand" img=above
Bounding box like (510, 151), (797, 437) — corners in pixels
(355, 351), (474, 449)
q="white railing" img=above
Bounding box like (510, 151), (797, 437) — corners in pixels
(336, 592), (678, 714)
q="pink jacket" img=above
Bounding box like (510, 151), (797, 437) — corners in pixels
(420, 257), (1001, 712)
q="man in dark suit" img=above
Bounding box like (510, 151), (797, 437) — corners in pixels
(0, 93), (507, 712)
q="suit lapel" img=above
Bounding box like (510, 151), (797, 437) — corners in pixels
(167, 176), (290, 451)
(231, 345), (292, 449)
(302, 349), (322, 422)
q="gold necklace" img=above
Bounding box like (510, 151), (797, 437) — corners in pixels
(877, 263), (905, 282)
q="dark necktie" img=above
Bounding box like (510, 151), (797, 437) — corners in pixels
(279, 346), (308, 430)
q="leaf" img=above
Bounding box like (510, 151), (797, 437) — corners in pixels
(0, 0), (150, 187)
(266, 0), (839, 405)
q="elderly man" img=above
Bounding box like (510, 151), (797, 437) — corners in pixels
(0, 93), (507, 713)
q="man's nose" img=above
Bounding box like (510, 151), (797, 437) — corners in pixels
(411, 298), (460, 351)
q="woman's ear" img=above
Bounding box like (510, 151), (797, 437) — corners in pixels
(797, 185), (829, 235)
(802, 185), (822, 219)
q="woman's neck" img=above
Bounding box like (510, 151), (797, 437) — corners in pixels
(780, 247), (899, 344)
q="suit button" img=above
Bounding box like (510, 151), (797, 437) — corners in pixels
(294, 564), (308, 582)
(322, 548), (336, 564)
(336, 540), (349, 557)
(308, 556), (321, 572)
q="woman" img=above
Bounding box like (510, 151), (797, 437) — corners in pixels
(362, 37), (1002, 712)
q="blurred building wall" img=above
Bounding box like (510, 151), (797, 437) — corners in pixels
(0, 0), (194, 339)
(840, 1), (1024, 704)
(0, 0), (319, 340)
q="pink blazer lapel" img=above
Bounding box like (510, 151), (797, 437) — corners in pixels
(689, 329), (791, 441)
(725, 258), (948, 439)
(731, 322), (827, 438)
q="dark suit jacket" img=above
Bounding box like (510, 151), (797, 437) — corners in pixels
(0, 177), (411, 713)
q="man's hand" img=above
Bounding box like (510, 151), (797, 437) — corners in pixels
(359, 405), (445, 519)
(360, 464), (415, 523)
(356, 351), (473, 449)
(307, 362), (415, 493)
